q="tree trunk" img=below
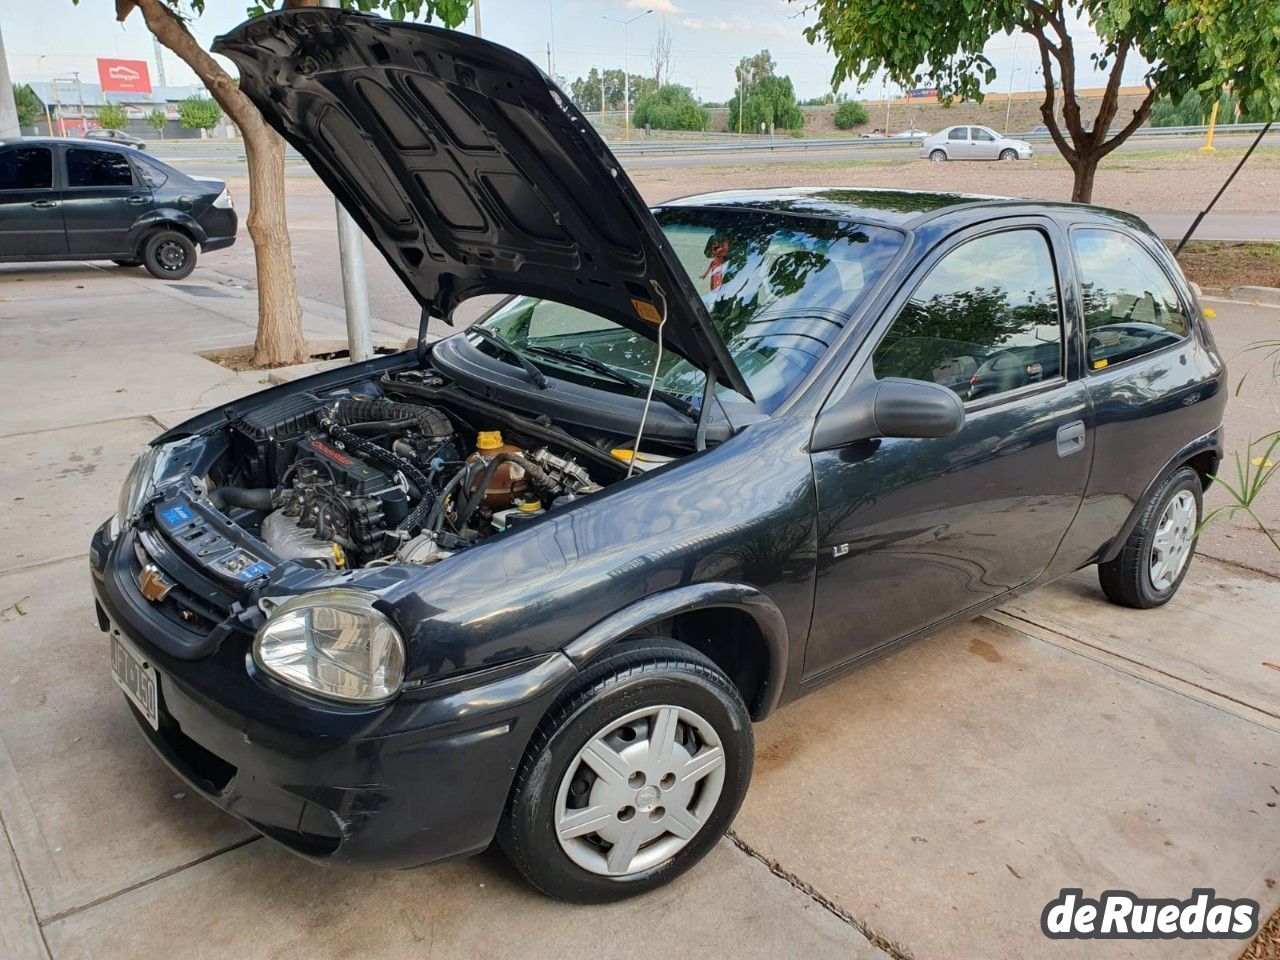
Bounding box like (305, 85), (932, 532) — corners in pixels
(242, 119), (308, 366)
(1071, 154), (1099, 203)
(119, 0), (308, 368)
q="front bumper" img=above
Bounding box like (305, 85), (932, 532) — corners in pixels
(89, 520), (575, 869)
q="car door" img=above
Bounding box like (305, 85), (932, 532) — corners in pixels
(804, 220), (1091, 679)
(61, 146), (152, 257)
(971, 126), (998, 159)
(0, 144), (67, 258)
(947, 125), (970, 159)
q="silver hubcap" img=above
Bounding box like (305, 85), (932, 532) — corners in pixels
(555, 704), (725, 877)
(1149, 489), (1196, 591)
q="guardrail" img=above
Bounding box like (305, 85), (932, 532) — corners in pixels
(603, 122), (1274, 156)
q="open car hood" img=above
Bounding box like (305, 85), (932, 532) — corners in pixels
(213, 10), (751, 399)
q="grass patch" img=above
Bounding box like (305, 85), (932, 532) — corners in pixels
(1172, 240), (1280, 291)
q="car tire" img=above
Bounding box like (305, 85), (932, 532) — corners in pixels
(929, 149), (947, 162)
(111, 257), (142, 268)
(999, 149), (1019, 161)
(1098, 465), (1202, 609)
(142, 230), (197, 281)
(497, 638), (753, 903)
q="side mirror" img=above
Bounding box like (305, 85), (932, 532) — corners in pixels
(812, 377), (966, 451)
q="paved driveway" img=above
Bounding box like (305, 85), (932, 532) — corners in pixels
(1, 267), (1276, 959)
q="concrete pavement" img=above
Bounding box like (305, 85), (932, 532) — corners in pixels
(0, 265), (1277, 959)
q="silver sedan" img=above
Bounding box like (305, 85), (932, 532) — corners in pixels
(920, 124), (1033, 161)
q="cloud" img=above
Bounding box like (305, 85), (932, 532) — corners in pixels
(628, 0), (682, 12)
(677, 15), (789, 38)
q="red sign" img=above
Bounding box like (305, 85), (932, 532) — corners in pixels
(97, 58), (152, 95)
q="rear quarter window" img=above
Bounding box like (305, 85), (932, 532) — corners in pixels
(1071, 228), (1189, 370)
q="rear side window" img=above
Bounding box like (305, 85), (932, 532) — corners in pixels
(874, 229), (1063, 402)
(948, 127), (967, 141)
(133, 154), (170, 189)
(0, 147), (53, 190)
(66, 148), (134, 188)
(1072, 228), (1188, 370)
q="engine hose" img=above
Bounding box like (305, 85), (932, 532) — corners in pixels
(454, 453), (555, 532)
(427, 458), (483, 536)
(331, 397), (451, 440)
(322, 419), (435, 533)
(210, 486), (274, 511)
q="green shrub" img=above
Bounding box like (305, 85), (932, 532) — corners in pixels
(632, 84), (710, 132)
(834, 100), (870, 129)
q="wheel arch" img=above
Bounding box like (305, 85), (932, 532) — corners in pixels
(127, 212), (206, 256)
(562, 583), (788, 722)
(1099, 428), (1222, 564)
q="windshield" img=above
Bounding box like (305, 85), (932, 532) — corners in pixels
(474, 208), (903, 413)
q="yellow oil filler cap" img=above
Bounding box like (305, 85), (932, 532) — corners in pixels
(517, 500), (542, 512)
(476, 430), (504, 451)
(610, 448), (636, 462)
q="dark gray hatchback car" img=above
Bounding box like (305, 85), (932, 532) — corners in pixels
(90, 10), (1225, 903)
(0, 137), (236, 280)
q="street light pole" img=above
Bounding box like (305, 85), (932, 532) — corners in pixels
(1003, 34), (1020, 134)
(603, 10), (652, 140)
(319, 0), (372, 363)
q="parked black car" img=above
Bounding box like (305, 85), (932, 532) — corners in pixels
(90, 11), (1225, 903)
(85, 128), (147, 150)
(0, 137), (235, 280)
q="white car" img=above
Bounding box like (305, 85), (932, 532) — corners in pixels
(920, 125), (1033, 161)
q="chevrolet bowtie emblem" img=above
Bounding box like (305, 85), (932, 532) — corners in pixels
(138, 564), (176, 603)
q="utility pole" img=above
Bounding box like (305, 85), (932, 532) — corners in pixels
(0, 14), (20, 138)
(547, 0), (555, 79)
(320, 0), (373, 363)
(473, 0), (482, 38)
(603, 9), (652, 140)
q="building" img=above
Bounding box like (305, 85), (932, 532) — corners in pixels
(19, 80), (234, 140)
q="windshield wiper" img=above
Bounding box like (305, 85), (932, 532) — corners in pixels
(523, 344), (699, 421)
(468, 326), (550, 390)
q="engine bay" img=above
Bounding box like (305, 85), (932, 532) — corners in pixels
(205, 369), (640, 570)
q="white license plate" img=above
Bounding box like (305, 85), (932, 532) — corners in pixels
(110, 632), (159, 730)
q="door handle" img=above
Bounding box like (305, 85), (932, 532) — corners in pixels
(126, 195), (149, 205)
(30, 199), (57, 209)
(1056, 420), (1086, 458)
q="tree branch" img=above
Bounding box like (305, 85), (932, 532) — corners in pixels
(119, 0), (265, 135)
(1026, 24), (1077, 163)
(1096, 84), (1159, 160)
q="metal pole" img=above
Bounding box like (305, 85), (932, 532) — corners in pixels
(320, 0), (373, 363)
(74, 71), (84, 137)
(1004, 35), (1019, 134)
(52, 79), (65, 137)
(603, 11), (652, 142)
(1198, 98), (1220, 153)
(473, 0), (482, 38)
(0, 15), (20, 138)
(547, 0), (555, 79)
(1174, 121), (1272, 256)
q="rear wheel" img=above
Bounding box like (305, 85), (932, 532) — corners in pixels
(498, 639), (753, 902)
(142, 230), (197, 280)
(1098, 466), (1202, 608)
(929, 149), (947, 162)
(999, 148), (1019, 161)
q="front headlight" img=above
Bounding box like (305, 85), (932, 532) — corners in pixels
(117, 444), (168, 530)
(254, 590), (405, 704)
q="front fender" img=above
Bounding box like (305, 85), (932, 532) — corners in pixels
(562, 581), (789, 718)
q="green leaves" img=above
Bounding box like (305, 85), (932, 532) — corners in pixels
(244, 0), (471, 27)
(632, 85), (710, 132)
(97, 102), (129, 131)
(178, 94), (221, 130)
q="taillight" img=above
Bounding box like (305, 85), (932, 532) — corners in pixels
(213, 187), (233, 209)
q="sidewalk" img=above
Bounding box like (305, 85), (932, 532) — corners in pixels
(1, 264), (1277, 959)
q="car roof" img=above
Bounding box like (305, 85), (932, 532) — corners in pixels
(659, 186), (1145, 233)
(1, 135), (134, 152)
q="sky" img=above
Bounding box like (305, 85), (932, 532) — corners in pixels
(0, 0), (1151, 104)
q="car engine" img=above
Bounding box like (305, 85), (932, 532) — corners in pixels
(216, 385), (604, 569)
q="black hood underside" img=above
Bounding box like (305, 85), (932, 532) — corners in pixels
(214, 9), (751, 399)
